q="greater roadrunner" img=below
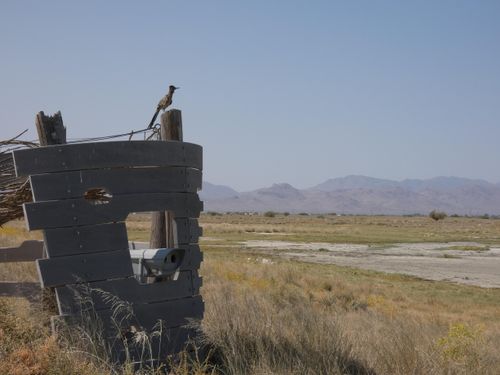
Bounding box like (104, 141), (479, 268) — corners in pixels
(147, 85), (179, 129)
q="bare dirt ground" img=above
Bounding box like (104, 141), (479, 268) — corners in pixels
(242, 240), (500, 288)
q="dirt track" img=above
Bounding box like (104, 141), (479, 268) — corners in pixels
(242, 240), (500, 288)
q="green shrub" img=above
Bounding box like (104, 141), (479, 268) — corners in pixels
(264, 211), (276, 218)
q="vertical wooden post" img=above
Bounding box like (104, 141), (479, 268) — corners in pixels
(149, 109), (183, 248)
(35, 111), (66, 312)
(36, 111), (66, 145)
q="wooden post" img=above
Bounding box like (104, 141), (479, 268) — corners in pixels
(36, 111), (66, 312)
(36, 111), (66, 145)
(149, 109), (183, 248)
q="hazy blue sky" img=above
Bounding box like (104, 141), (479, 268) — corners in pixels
(1, 1), (499, 190)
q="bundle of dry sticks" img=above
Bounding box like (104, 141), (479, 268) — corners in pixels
(0, 131), (38, 226)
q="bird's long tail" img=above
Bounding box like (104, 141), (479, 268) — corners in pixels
(148, 109), (160, 129)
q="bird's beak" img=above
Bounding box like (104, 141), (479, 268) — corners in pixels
(175, 86), (180, 90)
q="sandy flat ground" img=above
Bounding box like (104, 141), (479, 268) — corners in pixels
(242, 240), (500, 288)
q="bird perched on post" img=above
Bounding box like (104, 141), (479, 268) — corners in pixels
(147, 85), (179, 129)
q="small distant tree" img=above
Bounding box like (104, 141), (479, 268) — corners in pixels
(283, 212), (290, 216)
(429, 210), (447, 221)
(264, 211), (276, 218)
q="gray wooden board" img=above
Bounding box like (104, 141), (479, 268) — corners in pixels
(0, 281), (40, 301)
(50, 315), (198, 364)
(38, 245), (201, 289)
(44, 221), (199, 258)
(43, 223), (128, 257)
(97, 295), (203, 334)
(55, 270), (201, 315)
(13, 141), (202, 177)
(37, 249), (134, 288)
(30, 167), (202, 201)
(55, 295), (203, 337)
(174, 218), (201, 245)
(0, 240), (44, 262)
(24, 193), (202, 230)
(111, 326), (199, 364)
(177, 245), (202, 270)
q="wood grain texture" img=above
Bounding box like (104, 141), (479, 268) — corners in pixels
(0, 240), (44, 262)
(13, 141), (202, 177)
(174, 218), (202, 245)
(112, 326), (198, 364)
(54, 295), (203, 335)
(149, 211), (167, 248)
(150, 110), (184, 249)
(37, 249), (134, 288)
(30, 167), (201, 201)
(98, 295), (203, 332)
(35, 111), (66, 146)
(55, 270), (201, 315)
(43, 223), (128, 257)
(51, 316), (198, 363)
(24, 193), (202, 230)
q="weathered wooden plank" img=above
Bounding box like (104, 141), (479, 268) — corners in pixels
(0, 240), (44, 262)
(174, 219), (189, 245)
(174, 218), (202, 244)
(55, 270), (201, 315)
(30, 167), (202, 201)
(35, 111), (66, 145)
(43, 223), (128, 257)
(54, 295), (203, 336)
(0, 281), (40, 301)
(178, 245), (203, 270)
(190, 218), (203, 240)
(37, 250), (134, 288)
(111, 326), (199, 364)
(51, 316), (198, 363)
(150, 110), (185, 249)
(24, 193), (203, 230)
(13, 141), (202, 177)
(98, 295), (203, 333)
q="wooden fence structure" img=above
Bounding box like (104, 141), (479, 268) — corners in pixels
(0, 110), (204, 364)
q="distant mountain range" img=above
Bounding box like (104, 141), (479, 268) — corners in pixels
(200, 176), (500, 215)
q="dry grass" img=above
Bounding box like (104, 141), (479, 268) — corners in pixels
(199, 213), (500, 245)
(1, 214), (499, 374)
(200, 254), (500, 374)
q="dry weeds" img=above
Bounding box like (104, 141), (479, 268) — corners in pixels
(0, 214), (499, 374)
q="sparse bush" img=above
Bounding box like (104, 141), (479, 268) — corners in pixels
(429, 210), (447, 221)
(437, 322), (485, 368)
(264, 211), (276, 218)
(206, 211), (221, 216)
(298, 212), (309, 216)
(283, 212), (290, 216)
